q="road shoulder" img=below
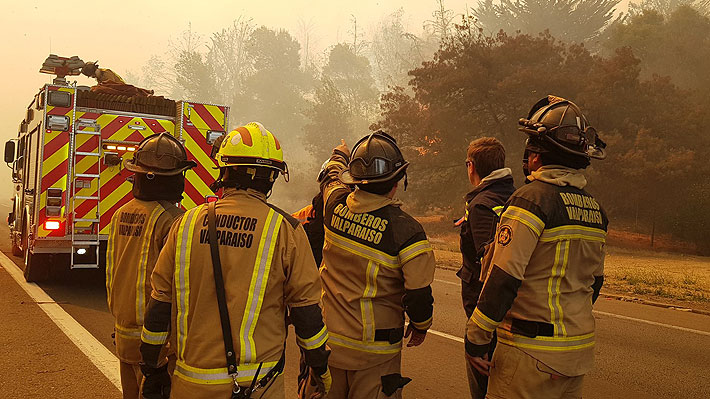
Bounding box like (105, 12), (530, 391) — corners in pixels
(0, 261), (121, 398)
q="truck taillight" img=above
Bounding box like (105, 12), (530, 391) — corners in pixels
(45, 220), (61, 230)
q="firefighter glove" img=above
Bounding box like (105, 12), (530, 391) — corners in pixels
(140, 363), (171, 399)
(298, 367), (331, 399)
(334, 139), (350, 160)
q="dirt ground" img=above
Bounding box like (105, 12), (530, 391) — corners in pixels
(428, 233), (710, 312)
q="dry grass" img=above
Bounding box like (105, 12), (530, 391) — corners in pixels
(428, 232), (710, 310)
(603, 247), (710, 308)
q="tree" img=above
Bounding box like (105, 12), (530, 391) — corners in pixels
(629, 0), (710, 16)
(370, 9), (436, 90)
(322, 44), (378, 117)
(374, 20), (710, 251)
(303, 44), (379, 169)
(606, 5), (710, 90)
(426, 0), (458, 40)
(241, 26), (309, 125)
(303, 78), (353, 162)
(473, 0), (622, 43)
(205, 18), (255, 108)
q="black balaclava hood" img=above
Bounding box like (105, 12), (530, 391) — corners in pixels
(132, 173), (185, 202)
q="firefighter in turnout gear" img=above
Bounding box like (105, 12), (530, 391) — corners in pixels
(139, 122), (331, 399)
(313, 132), (436, 399)
(457, 137), (515, 399)
(106, 132), (197, 399)
(292, 159), (330, 266)
(465, 96), (608, 399)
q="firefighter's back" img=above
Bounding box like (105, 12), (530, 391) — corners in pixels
(106, 198), (182, 359)
(321, 187), (430, 370)
(145, 123), (329, 399)
(160, 190), (302, 397)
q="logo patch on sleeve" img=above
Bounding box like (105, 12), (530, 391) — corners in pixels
(497, 225), (513, 246)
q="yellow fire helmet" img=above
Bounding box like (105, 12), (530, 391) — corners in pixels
(215, 122), (288, 180)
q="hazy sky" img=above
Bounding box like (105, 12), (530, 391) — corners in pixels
(0, 0), (631, 132)
(2, 1), (475, 128)
(0, 0), (632, 200)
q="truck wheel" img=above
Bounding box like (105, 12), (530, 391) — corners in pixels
(13, 220), (26, 257)
(11, 235), (22, 256)
(23, 220), (49, 282)
(24, 248), (50, 282)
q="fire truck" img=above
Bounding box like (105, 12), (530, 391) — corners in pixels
(4, 55), (228, 281)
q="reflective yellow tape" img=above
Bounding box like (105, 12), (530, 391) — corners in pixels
(136, 204), (165, 325)
(297, 325), (329, 350)
(175, 207), (202, 361)
(555, 241), (570, 336)
(324, 227), (398, 268)
(115, 324), (141, 339)
(141, 326), (169, 345)
(328, 332), (402, 354)
(398, 240), (433, 264)
(501, 206), (545, 236)
(410, 316), (433, 330)
(105, 212), (119, 309)
(470, 308), (500, 333)
(360, 260), (379, 341)
(240, 210), (283, 364)
(497, 329), (595, 352)
(174, 360), (279, 385)
(539, 225), (607, 243)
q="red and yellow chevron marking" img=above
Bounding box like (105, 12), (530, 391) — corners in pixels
(181, 103), (227, 209)
(183, 102), (226, 132)
(70, 112), (176, 235)
(46, 86), (75, 120)
(37, 131), (70, 238)
(37, 86), (75, 238)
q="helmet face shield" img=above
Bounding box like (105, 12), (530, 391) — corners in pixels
(340, 131), (409, 185)
(348, 157), (393, 179)
(519, 95), (607, 161)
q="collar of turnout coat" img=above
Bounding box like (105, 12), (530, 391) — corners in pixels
(346, 187), (404, 214)
(222, 187), (268, 202)
(465, 168), (514, 203)
(527, 165), (587, 189)
(480, 167), (513, 185)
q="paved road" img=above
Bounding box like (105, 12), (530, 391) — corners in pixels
(2, 234), (709, 398)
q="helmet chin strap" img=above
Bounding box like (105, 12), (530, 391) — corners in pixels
(403, 173), (408, 191)
(209, 168), (227, 193)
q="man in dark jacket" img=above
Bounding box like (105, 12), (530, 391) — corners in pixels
(457, 137), (515, 399)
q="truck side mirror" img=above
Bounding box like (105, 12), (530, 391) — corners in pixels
(4, 141), (15, 164)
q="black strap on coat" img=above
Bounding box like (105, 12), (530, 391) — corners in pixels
(208, 201), (285, 399)
(208, 202), (240, 381)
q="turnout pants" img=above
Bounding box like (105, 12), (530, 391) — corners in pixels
(325, 353), (405, 399)
(120, 354), (176, 399)
(486, 344), (584, 399)
(119, 362), (143, 399)
(172, 373), (285, 399)
(466, 330), (497, 399)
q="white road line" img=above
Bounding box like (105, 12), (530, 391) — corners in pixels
(434, 278), (458, 286)
(429, 329), (464, 343)
(593, 310), (710, 337)
(0, 252), (122, 392)
(432, 278), (710, 339)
